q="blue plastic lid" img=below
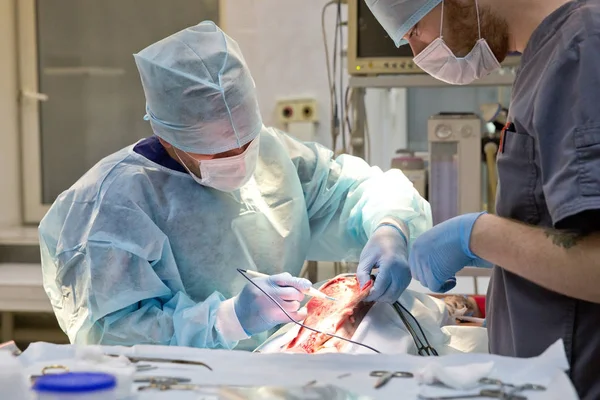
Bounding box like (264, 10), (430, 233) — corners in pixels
(33, 372), (116, 393)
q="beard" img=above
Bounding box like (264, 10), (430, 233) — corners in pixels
(443, 1), (510, 63)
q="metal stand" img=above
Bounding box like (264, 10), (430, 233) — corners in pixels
(349, 88), (367, 159)
(304, 261), (319, 283)
(1, 313), (13, 343)
(457, 267), (493, 295)
(349, 70), (516, 89)
(348, 70), (516, 158)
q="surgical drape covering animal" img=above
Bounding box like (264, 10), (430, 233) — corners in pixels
(39, 127), (432, 350)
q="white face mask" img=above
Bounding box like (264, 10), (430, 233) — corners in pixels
(178, 136), (260, 192)
(413, 0), (501, 85)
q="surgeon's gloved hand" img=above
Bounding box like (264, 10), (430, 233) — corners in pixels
(409, 212), (492, 293)
(357, 224), (411, 303)
(233, 273), (312, 336)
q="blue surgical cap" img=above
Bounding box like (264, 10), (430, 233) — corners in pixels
(133, 21), (262, 154)
(365, 0), (442, 47)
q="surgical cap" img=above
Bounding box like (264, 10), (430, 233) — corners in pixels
(133, 21), (262, 154)
(365, 0), (442, 47)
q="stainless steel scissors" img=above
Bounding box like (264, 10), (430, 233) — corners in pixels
(370, 370), (414, 389)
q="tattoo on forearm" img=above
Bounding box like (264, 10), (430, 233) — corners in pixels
(544, 229), (587, 249)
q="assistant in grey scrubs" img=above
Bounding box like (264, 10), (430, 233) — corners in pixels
(365, 0), (600, 398)
(490, 2), (600, 398)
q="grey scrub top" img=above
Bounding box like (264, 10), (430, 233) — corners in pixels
(487, 1), (600, 399)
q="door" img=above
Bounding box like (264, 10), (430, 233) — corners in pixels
(18, 0), (220, 223)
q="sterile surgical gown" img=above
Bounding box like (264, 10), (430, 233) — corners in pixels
(39, 126), (431, 350)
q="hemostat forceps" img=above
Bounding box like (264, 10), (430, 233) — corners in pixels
(370, 370), (413, 389)
(418, 389), (527, 399)
(393, 301), (438, 356)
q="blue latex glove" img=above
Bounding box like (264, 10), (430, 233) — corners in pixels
(233, 273), (312, 336)
(409, 212), (492, 293)
(356, 224), (411, 303)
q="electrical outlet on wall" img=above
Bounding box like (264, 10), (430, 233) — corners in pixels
(275, 98), (319, 125)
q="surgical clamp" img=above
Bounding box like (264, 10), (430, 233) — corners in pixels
(135, 364), (158, 372)
(506, 383), (546, 397)
(479, 378), (546, 396)
(29, 365), (70, 383)
(417, 389), (527, 400)
(137, 380), (239, 393)
(393, 301), (439, 356)
(136, 377), (197, 391)
(370, 370), (414, 389)
(138, 382), (201, 391)
(134, 376), (191, 384)
(105, 354), (212, 370)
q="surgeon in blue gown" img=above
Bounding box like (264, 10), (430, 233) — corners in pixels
(38, 21), (432, 351)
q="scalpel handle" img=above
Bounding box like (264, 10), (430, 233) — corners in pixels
(243, 270), (269, 279)
(243, 270), (333, 300)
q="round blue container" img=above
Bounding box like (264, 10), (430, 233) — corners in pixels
(33, 372), (116, 399)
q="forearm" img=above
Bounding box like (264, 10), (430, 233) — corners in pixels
(470, 214), (600, 303)
(305, 153), (431, 259)
(353, 169), (432, 243)
(75, 291), (244, 349)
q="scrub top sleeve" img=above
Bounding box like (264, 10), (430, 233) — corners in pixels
(533, 34), (600, 227)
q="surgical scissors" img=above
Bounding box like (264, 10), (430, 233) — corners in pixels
(370, 370), (413, 389)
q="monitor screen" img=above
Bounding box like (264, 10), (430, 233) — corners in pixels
(356, 0), (414, 59)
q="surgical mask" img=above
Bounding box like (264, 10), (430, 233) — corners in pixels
(413, 0), (501, 85)
(177, 136), (260, 192)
